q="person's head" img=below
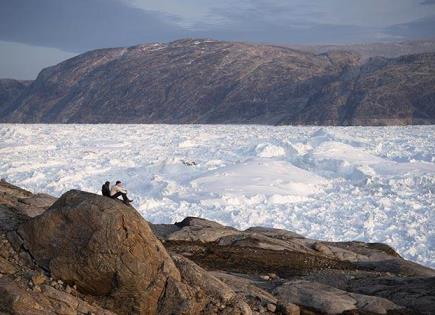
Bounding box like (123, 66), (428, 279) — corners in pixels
(105, 181), (110, 185)
(116, 180), (122, 185)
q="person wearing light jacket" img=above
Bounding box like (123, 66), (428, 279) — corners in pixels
(110, 180), (133, 203)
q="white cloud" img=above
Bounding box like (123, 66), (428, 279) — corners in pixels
(123, 0), (435, 28)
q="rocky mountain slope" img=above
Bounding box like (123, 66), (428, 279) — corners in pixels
(0, 79), (31, 117)
(1, 179), (434, 314)
(1, 39), (434, 125)
(288, 39), (435, 61)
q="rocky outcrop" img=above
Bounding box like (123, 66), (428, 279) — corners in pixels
(0, 180), (56, 231)
(0, 183), (251, 314)
(0, 79), (31, 117)
(0, 179), (56, 218)
(156, 216), (435, 314)
(10, 190), (183, 314)
(1, 39), (434, 125)
(275, 280), (404, 314)
(170, 254), (251, 314)
(1, 181), (434, 314)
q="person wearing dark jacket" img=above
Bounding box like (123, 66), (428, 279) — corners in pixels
(102, 181), (111, 197)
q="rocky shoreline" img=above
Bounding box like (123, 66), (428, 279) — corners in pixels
(0, 179), (434, 314)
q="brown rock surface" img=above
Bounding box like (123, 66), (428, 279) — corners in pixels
(171, 254), (252, 315)
(0, 179), (56, 221)
(11, 190), (181, 314)
(0, 276), (117, 315)
(275, 280), (404, 314)
(1, 181), (435, 315)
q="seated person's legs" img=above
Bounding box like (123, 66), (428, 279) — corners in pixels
(111, 191), (131, 202)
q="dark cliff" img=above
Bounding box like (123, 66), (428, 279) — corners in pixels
(0, 79), (32, 117)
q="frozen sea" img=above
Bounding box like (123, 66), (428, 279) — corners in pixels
(1, 124), (434, 268)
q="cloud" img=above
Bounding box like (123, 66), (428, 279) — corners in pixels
(0, 0), (187, 52)
(420, 0), (435, 4)
(387, 16), (435, 39)
(0, 0), (434, 53)
(191, 3), (388, 45)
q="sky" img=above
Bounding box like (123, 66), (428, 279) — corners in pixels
(0, 0), (435, 79)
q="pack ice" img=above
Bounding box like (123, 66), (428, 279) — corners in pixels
(0, 124), (434, 268)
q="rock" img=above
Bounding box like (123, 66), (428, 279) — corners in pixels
(65, 284), (72, 294)
(349, 276), (435, 315)
(157, 276), (205, 315)
(171, 254), (252, 314)
(0, 276), (116, 315)
(217, 233), (313, 252)
(2, 182), (435, 315)
(267, 273), (278, 279)
(0, 256), (17, 274)
(244, 227), (304, 239)
(210, 271), (277, 310)
(266, 303), (276, 312)
(277, 303), (300, 315)
(31, 273), (46, 286)
(0, 180), (32, 200)
(0, 180), (55, 231)
(356, 258), (435, 277)
(167, 217), (240, 242)
(12, 190), (181, 315)
(312, 242), (334, 256)
(0, 204), (29, 232)
(259, 275), (270, 281)
(166, 237), (355, 279)
(32, 284), (41, 292)
(275, 280), (404, 314)
(16, 193), (57, 217)
(150, 223), (181, 240)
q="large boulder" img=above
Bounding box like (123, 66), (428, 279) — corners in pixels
(10, 190), (182, 315)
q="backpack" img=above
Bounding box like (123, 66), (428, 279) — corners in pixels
(102, 182), (111, 197)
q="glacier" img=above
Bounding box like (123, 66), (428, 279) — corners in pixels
(0, 124), (434, 267)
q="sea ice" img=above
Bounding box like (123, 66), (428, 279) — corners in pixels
(0, 124), (434, 268)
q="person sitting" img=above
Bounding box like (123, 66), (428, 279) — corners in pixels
(102, 181), (111, 197)
(110, 180), (133, 203)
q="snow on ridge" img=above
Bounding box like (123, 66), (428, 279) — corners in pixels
(0, 124), (434, 268)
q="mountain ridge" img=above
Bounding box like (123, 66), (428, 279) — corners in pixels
(1, 38), (434, 125)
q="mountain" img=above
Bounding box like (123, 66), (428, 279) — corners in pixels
(288, 39), (435, 61)
(1, 39), (434, 125)
(0, 79), (31, 117)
